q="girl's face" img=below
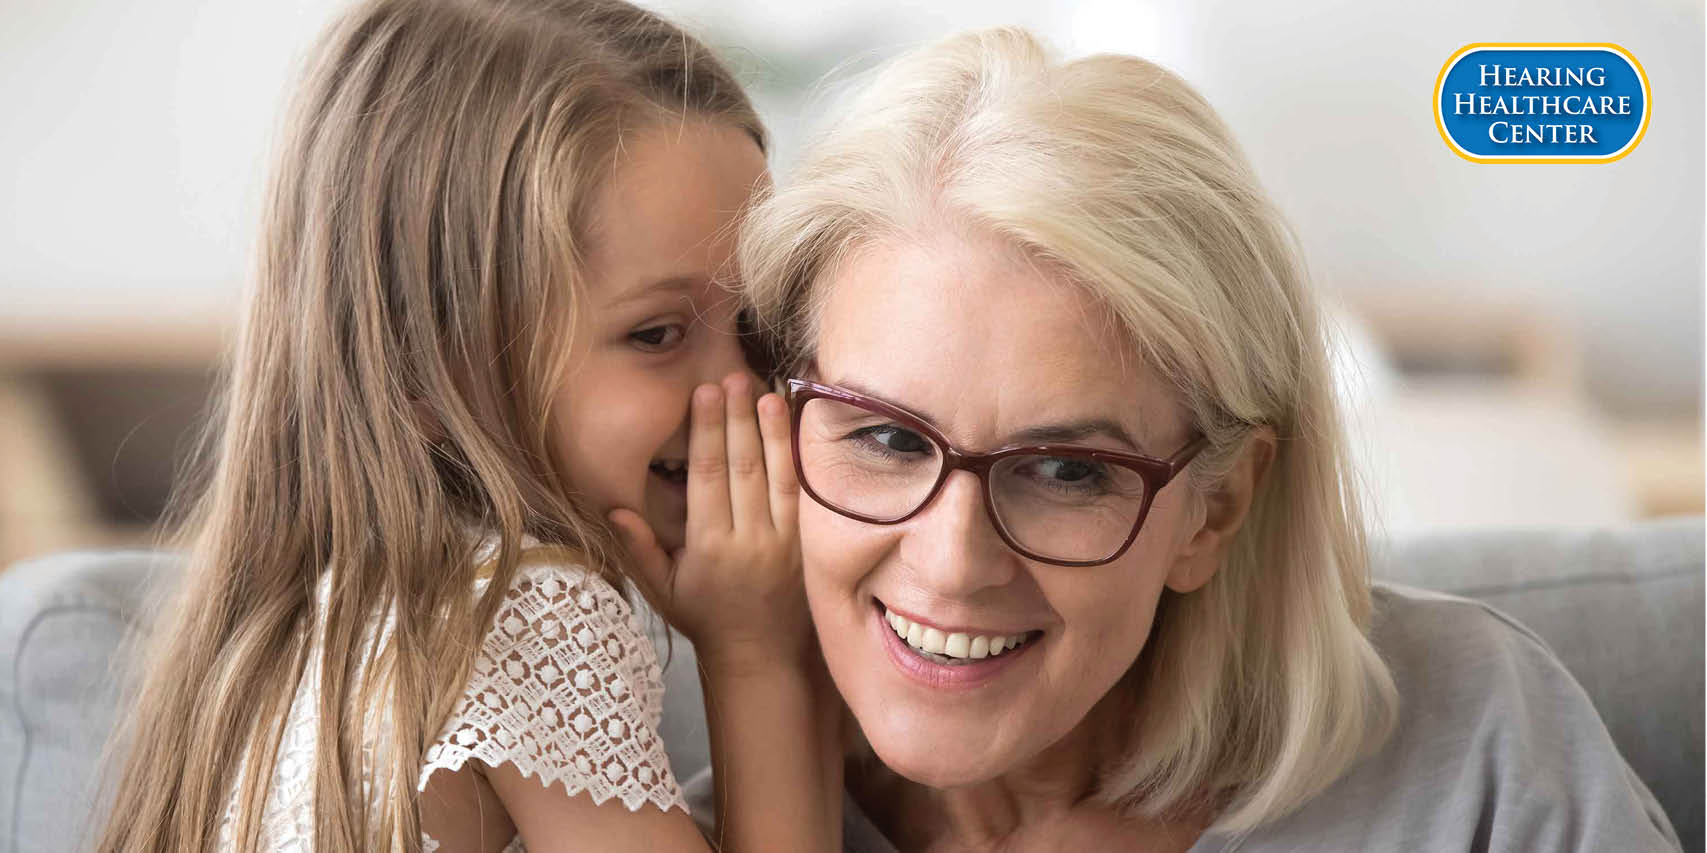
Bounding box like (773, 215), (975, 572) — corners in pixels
(551, 121), (768, 552)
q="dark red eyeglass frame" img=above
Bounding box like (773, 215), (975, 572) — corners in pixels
(786, 378), (1208, 567)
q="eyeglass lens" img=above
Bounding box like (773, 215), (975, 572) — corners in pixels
(796, 396), (1149, 563)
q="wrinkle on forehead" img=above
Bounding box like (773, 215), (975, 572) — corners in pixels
(814, 229), (1188, 452)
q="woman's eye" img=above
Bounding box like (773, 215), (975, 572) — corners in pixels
(629, 324), (686, 352)
(1039, 458), (1098, 482)
(1019, 457), (1110, 491)
(851, 425), (934, 456)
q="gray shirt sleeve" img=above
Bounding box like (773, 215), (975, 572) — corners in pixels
(1199, 584), (1680, 852)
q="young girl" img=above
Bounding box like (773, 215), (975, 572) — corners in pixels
(95, 0), (837, 850)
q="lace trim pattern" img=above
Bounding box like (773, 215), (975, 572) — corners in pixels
(418, 559), (686, 814)
(216, 552), (684, 851)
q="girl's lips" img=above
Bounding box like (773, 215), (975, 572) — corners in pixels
(648, 464), (688, 501)
(646, 468), (688, 522)
(648, 461), (688, 487)
(873, 601), (1039, 690)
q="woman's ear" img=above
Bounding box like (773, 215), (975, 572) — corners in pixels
(1164, 425), (1277, 593)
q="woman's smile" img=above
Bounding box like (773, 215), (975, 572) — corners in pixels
(872, 599), (1045, 689)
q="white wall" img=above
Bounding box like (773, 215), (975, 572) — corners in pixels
(3, 0), (1700, 413)
(2, 0), (345, 330)
(1167, 0), (1704, 415)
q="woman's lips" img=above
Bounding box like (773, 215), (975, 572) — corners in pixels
(873, 601), (1040, 690)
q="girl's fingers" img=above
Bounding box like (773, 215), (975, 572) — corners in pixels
(756, 392), (799, 535)
(608, 508), (674, 607)
(722, 374), (770, 534)
(687, 383), (732, 533)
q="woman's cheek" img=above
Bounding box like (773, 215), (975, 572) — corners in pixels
(800, 502), (879, 594)
(1046, 565), (1165, 690)
(798, 503), (842, 602)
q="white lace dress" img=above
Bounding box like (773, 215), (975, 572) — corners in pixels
(216, 551), (687, 851)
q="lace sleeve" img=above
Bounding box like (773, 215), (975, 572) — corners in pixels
(419, 558), (686, 814)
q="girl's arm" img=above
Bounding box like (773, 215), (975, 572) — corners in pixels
(475, 648), (841, 852)
(695, 629), (844, 852)
(612, 375), (842, 851)
(461, 375), (836, 852)
(478, 762), (712, 850)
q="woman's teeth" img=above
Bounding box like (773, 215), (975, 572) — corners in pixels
(885, 608), (1033, 664)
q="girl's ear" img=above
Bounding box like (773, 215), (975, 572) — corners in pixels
(1164, 426), (1277, 594)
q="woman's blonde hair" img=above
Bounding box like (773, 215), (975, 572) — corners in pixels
(741, 28), (1395, 832)
(98, 1), (762, 850)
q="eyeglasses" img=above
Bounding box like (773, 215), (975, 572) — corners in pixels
(786, 379), (1207, 567)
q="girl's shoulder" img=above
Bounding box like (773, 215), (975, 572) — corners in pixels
(421, 541), (683, 813)
(468, 537), (642, 634)
(474, 545), (654, 672)
(468, 537), (605, 589)
(474, 541), (628, 600)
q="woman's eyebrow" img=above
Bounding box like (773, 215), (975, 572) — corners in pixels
(829, 376), (1148, 453)
(1009, 420), (1146, 453)
(830, 378), (945, 425)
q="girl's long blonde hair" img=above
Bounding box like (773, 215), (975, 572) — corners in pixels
(740, 28), (1396, 833)
(97, 1), (761, 850)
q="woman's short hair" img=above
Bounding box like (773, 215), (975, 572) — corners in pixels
(740, 28), (1397, 831)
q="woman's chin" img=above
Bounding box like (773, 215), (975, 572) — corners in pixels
(864, 730), (1011, 789)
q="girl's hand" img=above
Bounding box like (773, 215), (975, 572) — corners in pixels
(608, 372), (809, 671)
(610, 376), (840, 850)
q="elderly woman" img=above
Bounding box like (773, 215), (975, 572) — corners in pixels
(705, 28), (1679, 852)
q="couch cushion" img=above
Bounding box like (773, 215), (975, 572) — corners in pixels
(1372, 516), (1703, 852)
(0, 550), (173, 853)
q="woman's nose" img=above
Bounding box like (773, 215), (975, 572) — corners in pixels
(899, 470), (1020, 595)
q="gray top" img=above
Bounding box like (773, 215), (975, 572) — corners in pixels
(687, 583), (1681, 851)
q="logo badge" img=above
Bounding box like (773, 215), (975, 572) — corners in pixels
(1435, 43), (1650, 164)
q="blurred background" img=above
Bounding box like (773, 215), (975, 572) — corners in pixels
(1, 0), (1701, 566)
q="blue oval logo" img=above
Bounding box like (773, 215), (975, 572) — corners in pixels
(1435, 44), (1650, 163)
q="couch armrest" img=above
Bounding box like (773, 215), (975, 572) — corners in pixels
(0, 551), (171, 853)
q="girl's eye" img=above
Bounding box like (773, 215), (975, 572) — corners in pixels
(629, 324), (686, 352)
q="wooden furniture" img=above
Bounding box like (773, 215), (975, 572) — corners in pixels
(0, 318), (225, 568)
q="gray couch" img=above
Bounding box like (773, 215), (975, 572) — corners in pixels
(4, 518), (1701, 852)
